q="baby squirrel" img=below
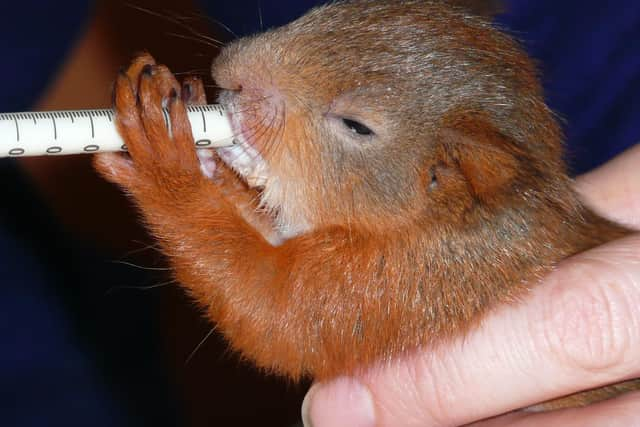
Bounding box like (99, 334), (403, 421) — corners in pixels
(95, 0), (638, 410)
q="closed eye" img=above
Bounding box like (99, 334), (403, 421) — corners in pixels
(342, 118), (374, 136)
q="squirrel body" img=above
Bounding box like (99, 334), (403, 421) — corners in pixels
(95, 0), (638, 410)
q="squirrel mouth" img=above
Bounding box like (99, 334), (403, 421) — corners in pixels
(216, 111), (270, 188)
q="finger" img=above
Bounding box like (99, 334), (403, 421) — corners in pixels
(471, 391), (640, 427)
(125, 53), (156, 96)
(575, 144), (640, 229)
(150, 64), (181, 100)
(138, 66), (173, 160)
(114, 71), (153, 162)
(168, 90), (200, 169)
(304, 234), (640, 427)
(182, 76), (208, 105)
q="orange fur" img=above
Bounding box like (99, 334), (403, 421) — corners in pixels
(95, 0), (638, 410)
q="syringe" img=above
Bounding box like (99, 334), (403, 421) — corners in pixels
(0, 104), (234, 158)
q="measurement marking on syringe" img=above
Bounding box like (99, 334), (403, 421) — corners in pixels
(47, 146), (62, 154)
(51, 116), (57, 140)
(202, 111), (207, 133)
(89, 115), (95, 138)
(13, 115), (19, 141)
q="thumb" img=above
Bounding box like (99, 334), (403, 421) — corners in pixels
(302, 378), (377, 427)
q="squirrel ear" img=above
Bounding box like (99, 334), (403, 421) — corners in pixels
(439, 113), (519, 202)
(446, 0), (505, 18)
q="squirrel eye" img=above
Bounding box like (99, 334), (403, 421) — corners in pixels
(342, 118), (374, 136)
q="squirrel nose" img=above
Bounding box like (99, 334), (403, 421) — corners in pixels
(211, 39), (253, 93)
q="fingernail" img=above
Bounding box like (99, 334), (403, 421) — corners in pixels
(302, 378), (376, 427)
(141, 64), (153, 76)
(301, 384), (316, 427)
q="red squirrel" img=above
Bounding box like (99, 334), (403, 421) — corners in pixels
(95, 0), (638, 410)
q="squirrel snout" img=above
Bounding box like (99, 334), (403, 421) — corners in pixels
(211, 37), (268, 94)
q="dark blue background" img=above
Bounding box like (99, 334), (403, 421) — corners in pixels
(2, 1), (638, 425)
(2, 3), (178, 426)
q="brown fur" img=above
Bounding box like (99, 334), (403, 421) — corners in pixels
(95, 0), (638, 410)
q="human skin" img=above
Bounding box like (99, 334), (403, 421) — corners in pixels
(302, 145), (640, 427)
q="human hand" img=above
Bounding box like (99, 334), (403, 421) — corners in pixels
(302, 144), (640, 427)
